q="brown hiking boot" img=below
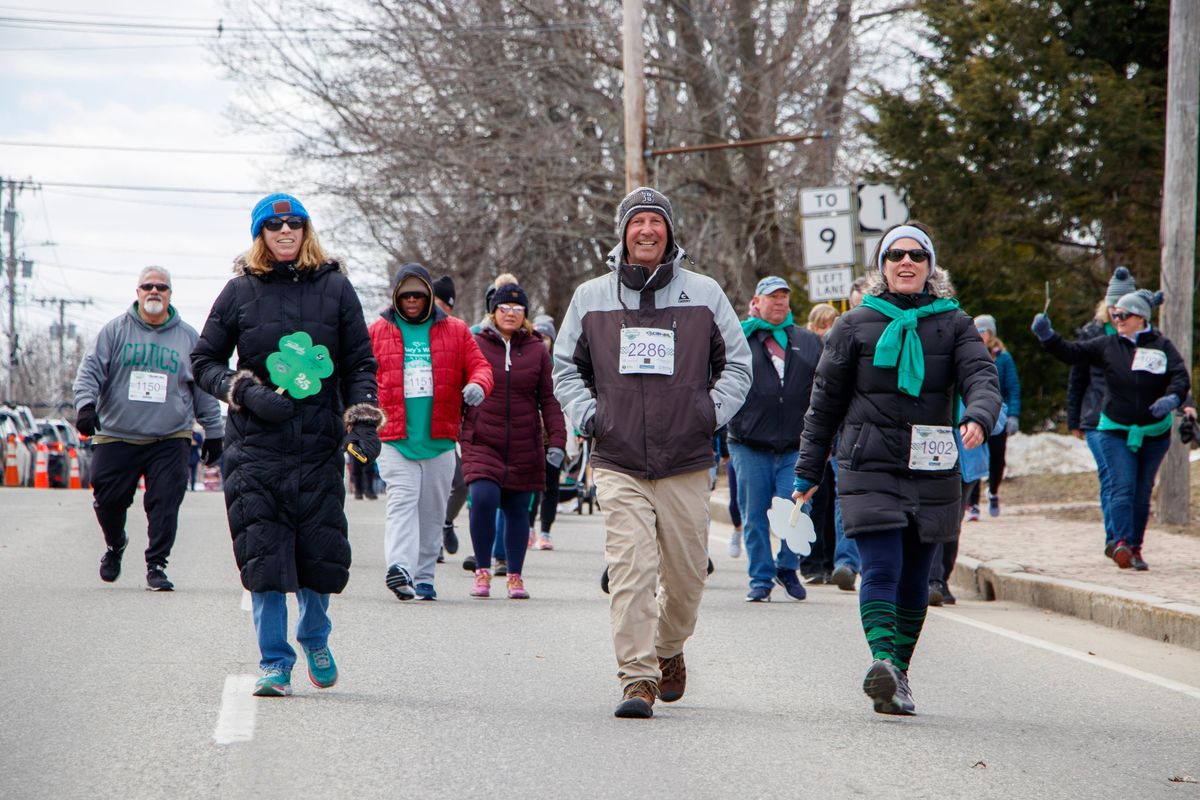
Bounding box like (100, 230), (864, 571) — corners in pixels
(614, 680), (658, 718)
(658, 653), (686, 703)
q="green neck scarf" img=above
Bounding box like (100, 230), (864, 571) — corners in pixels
(861, 294), (961, 397)
(741, 311), (794, 351)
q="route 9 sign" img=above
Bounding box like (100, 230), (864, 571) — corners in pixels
(801, 214), (855, 269)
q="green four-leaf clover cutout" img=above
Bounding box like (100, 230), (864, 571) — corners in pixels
(266, 332), (333, 399)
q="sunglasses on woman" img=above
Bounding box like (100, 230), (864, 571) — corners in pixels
(1110, 311), (1140, 321)
(262, 217), (304, 232)
(883, 248), (931, 264)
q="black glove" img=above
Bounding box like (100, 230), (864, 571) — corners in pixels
(75, 403), (99, 436)
(201, 437), (223, 466)
(1180, 417), (1197, 445)
(345, 422), (381, 464)
(235, 381), (294, 423)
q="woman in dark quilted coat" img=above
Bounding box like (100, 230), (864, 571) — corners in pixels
(192, 193), (382, 698)
(793, 222), (1000, 717)
(461, 283), (567, 600)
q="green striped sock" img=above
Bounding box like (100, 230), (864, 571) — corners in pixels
(891, 605), (928, 671)
(860, 600), (897, 662)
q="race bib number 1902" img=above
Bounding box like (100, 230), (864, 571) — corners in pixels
(909, 424), (958, 471)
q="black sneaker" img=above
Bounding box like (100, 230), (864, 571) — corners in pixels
(99, 541), (126, 583)
(830, 565), (857, 591)
(706, 557), (714, 575)
(600, 567), (610, 595)
(862, 659), (912, 715)
(494, 558), (508, 577)
(145, 564), (174, 591)
(774, 568), (807, 600)
(941, 582), (957, 605)
(928, 581), (944, 607)
(386, 564), (415, 600)
(443, 525), (459, 555)
(462, 555), (476, 572)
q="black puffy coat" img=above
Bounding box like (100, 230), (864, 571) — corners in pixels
(794, 291), (1001, 543)
(1066, 320), (1109, 431)
(192, 258), (378, 593)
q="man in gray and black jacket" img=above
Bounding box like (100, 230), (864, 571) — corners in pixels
(553, 187), (751, 719)
(74, 267), (224, 591)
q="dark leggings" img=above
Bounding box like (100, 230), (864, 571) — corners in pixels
(528, 463), (561, 534)
(727, 459), (741, 528)
(468, 480), (534, 575)
(969, 432), (1008, 503)
(445, 452), (467, 526)
(856, 526), (939, 610)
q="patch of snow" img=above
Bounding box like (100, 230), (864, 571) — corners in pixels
(1004, 433), (1098, 477)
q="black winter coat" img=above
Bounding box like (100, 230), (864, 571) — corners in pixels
(1066, 320), (1109, 431)
(794, 292), (1001, 543)
(192, 258), (379, 593)
(728, 325), (824, 453)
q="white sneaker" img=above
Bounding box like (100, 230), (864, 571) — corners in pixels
(727, 527), (743, 558)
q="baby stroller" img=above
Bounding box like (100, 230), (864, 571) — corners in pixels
(557, 435), (595, 514)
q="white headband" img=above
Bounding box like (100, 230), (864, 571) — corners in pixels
(877, 225), (937, 276)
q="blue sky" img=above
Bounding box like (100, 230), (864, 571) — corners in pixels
(0, 1), (294, 347)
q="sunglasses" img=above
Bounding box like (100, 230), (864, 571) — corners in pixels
(396, 292), (428, 301)
(1110, 311), (1139, 321)
(262, 216), (304, 232)
(139, 283), (171, 292)
(883, 248), (931, 264)
(495, 304), (526, 315)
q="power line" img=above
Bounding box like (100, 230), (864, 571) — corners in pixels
(0, 140), (271, 156)
(35, 180), (266, 196)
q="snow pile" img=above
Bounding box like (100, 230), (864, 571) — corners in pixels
(1004, 433), (1097, 477)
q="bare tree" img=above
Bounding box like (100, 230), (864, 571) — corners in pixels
(217, 0), (868, 316)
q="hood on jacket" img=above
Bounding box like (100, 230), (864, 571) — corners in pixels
(232, 253), (347, 279)
(864, 266), (956, 299)
(605, 241), (688, 295)
(388, 262), (437, 324)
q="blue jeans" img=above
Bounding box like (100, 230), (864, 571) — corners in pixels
(251, 589), (332, 673)
(829, 456), (860, 572)
(1091, 431), (1171, 549)
(1084, 429), (1117, 545)
(729, 443), (801, 591)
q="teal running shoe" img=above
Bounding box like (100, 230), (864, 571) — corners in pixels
(304, 646), (338, 689)
(253, 667), (292, 697)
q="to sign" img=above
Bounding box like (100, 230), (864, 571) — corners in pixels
(857, 184), (909, 231)
(807, 267), (854, 302)
(800, 186), (852, 216)
(801, 214), (855, 269)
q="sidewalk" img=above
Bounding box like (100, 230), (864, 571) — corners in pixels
(710, 489), (1200, 650)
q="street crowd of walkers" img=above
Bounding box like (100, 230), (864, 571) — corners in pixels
(70, 185), (1194, 717)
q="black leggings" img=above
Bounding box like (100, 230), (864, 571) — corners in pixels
(969, 432), (1008, 503)
(528, 464), (561, 534)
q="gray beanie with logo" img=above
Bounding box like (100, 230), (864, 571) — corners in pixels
(1105, 266), (1136, 306)
(615, 187), (675, 245)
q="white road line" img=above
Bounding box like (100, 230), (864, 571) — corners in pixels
(241, 590), (252, 611)
(931, 609), (1200, 700)
(214, 675), (259, 745)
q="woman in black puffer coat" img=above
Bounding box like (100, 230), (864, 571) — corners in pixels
(192, 193), (382, 698)
(793, 222), (1001, 717)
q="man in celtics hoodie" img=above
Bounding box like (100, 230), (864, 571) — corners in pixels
(73, 267), (224, 591)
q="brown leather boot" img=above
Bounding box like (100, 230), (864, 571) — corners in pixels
(614, 680), (658, 718)
(658, 653), (686, 703)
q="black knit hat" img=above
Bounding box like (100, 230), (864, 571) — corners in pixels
(432, 275), (455, 308)
(488, 283), (529, 313)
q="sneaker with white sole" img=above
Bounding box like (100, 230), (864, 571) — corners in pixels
(535, 533), (554, 551)
(304, 646), (338, 688)
(145, 564), (174, 591)
(253, 667), (292, 697)
(386, 564), (415, 600)
(727, 527), (742, 558)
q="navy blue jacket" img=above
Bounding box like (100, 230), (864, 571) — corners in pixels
(728, 324), (823, 453)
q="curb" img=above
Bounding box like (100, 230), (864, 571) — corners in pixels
(949, 555), (1200, 651)
(708, 494), (1200, 651)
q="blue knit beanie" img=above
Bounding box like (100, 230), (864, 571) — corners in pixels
(250, 193), (310, 238)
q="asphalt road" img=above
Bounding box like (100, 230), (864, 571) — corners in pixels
(2, 486), (1198, 800)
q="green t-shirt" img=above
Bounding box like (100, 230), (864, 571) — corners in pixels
(387, 314), (456, 461)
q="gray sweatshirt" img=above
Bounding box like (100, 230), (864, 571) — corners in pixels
(73, 303), (223, 442)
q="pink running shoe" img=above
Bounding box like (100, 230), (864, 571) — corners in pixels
(507, 573), (529, 599)
(536, 533), (554, 551)
(470, 568), (492, 598)
(528, 528), (537, 549)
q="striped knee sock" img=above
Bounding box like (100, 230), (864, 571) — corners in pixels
(891, 605), (928, 671)
(860, 600), (897, 662)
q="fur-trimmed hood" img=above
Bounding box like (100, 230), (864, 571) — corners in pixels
(232, 253), (348, 278)
(863, 268), (956, 299)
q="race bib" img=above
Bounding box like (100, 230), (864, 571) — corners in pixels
(909, 424), (958, 471)
(404, 364), (434, 398)
(619, 327), (675, 375)
(1131, 348), (1167, 375)
(128, 371), (168, 403)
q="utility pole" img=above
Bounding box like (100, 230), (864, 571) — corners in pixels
(622, 0), (647, 191)
(34, 297), (92, 360)
(1155, 0), (1199, 526)
(3, 178), (19, 403)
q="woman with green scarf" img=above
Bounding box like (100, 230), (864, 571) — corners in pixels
(792, 222), (1002, 716)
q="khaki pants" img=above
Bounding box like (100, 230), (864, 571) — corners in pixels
(594, 467), (711, 688)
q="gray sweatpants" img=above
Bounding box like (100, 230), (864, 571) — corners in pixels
(377, 446), (456, 584)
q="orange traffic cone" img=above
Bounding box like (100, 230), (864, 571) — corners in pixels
(67, 447), (82, 489)
(3, 435), (19, 486)
(33, 444), (49, 488)
(138, 474), (146, 492)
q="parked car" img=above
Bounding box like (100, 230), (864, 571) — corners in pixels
(0, 405), (39, 486)
(0, 414), (32, 486)
(46, 417), (91, 488)
(34, 421), (72, 488)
